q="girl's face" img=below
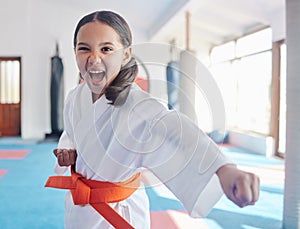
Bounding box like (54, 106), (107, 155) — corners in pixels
(74, 21), (132, 98)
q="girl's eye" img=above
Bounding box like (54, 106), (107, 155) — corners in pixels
(102, 47), (113, 53)
(77, 46), (89, 51)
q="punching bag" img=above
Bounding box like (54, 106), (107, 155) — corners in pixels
(166, 60), (180, 110)
(50, 44), (64, 136)
(178, 50), (197, 123)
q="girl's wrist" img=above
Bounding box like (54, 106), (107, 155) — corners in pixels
(216, 163), (237, 177)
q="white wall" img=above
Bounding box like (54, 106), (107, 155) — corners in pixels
(271, 6), (286, 42)
(0, 0), (93, 138)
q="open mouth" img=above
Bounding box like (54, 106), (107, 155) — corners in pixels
(88, 70), (106, 85)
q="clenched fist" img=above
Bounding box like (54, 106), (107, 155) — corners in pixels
(216, 164), (260, 208)
(54, 149), (77, 167)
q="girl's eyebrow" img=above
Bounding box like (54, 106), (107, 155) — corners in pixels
(77, 42), (89, 46)
(99, 42), (115, 46)
(77, 42), (115, 46)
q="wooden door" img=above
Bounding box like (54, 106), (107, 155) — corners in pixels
(0, 57), (21, 136)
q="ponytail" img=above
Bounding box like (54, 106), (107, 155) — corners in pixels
(104, 57), (138, 106)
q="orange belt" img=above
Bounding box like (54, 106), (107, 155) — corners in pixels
(45, 166), (140, 229)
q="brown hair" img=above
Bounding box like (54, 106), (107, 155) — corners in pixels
(73, 11), (138, 105)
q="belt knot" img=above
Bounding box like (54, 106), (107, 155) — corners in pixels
(72, 178), (91, 205)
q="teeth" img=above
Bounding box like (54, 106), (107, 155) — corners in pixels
(89, 70), (104, 74)
(88, 70), (105, 82)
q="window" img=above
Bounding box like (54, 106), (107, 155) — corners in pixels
(0, 57), (21, 136)
(236, 28), (272, 57)
(209, 28), (272, 135)
(0, 59), (21, 104)
(210, 41), (235, 63)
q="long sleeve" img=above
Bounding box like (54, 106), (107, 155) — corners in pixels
(137, 108), (231, 217)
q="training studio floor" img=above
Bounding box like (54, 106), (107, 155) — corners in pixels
(0, 137), (284, 229)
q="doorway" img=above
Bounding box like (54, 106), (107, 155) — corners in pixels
(0, 57), (21, 136)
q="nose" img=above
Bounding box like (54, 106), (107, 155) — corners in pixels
(88, 51), (102, 65)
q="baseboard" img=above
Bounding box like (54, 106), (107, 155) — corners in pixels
(228, 131), (275, 157)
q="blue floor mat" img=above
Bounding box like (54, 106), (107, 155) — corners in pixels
(0, 140), (284, 229)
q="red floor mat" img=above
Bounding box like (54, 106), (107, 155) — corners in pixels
(0, 169), (8, 178)
(0, 150), (30, 159)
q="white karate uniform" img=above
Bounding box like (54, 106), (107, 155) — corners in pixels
(55, 82), (231, 229)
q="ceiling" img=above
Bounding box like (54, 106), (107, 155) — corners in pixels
(58, 0), (285, 53)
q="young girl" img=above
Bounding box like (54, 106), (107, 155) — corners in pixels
(46, 10), (259, 229)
